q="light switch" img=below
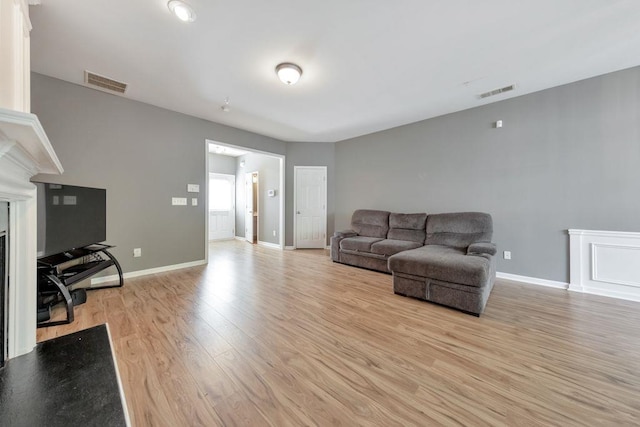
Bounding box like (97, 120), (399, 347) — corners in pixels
(192, 198), (198, 206)
(187, 184), (200, 193)
(63, 195), (77, 205)
(172, 197), (187, 206)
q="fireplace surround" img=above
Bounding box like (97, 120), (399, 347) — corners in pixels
(0, 0), (62, 362)
(0, 108), (63, 360)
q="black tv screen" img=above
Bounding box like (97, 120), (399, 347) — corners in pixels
(34, 182), (107, 258)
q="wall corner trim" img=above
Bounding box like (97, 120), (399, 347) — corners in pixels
(496, 272), (569, 289)
(90, 259), (207, 285)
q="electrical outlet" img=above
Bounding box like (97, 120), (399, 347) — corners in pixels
(503, 250), (511, 260)
(172, 197), (187, 206)
(191, 198), (198, 206)
(133, 248), (142, 257)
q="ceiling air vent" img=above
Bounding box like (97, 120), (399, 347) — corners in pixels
(478, 84), (515, 99)
(84, 71), (128, 95)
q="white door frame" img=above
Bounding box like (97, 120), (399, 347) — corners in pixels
(293, 166), (327, 249)
(245, 171), (259, 243)
(204, 140), (285, 260)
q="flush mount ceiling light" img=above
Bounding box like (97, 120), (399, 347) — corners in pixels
(167, 0), (196, 22)
(220, 97), (231, 112)
(276, 63), (302, 85)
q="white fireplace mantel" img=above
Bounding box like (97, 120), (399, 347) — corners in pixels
(1, 106), (63, 358)
(0, 107), (63, 187)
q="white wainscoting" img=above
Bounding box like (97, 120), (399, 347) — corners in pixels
(569, 229), (640, 302)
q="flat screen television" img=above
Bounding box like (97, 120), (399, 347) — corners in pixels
(34, 182), (107, 259)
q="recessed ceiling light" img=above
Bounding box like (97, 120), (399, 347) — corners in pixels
(167, 0), (196, 22)
(276, 63), (302, 85)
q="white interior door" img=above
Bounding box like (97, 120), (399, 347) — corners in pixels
(295, 166), (327, 249)
(245, 172), (254, 243)
(208, 173), (235, 241)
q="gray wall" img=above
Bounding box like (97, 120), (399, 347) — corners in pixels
(335, 66), (640, 283)
(31, 73), (286, 273)
(208, 153), (237, 175)
(234, 153), (281, 245)
(285, 142), (336, 247)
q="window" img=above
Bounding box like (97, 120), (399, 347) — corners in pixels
(209, 176), (232, 211)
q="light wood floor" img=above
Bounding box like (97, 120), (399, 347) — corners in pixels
(38, 240), (640, 426)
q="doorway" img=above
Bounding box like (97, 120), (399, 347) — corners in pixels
(294, 166), (327, 249)
(208, 173), (236, 241)
(244, 172), (258, 244)
(205, 140), (285, 260)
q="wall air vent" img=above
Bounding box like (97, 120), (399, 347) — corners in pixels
(84, 71), (128, 95)
(478, 84), (515, 99)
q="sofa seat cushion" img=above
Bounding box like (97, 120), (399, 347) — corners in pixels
(370, 239), (423, 256)
(388, 245), (491, 287)
(340, 236), (384, 252)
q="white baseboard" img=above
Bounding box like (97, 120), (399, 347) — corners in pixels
(497, 272), (640, 302)
(234, 236), (245, 241)
(257, 240), (281, 250)
(284, 245), (330, 250)
(90, 259), (207, 285)
(209, 237), (235, 242)
(568, 286), (640, 302)
(496, 272), (569, 289)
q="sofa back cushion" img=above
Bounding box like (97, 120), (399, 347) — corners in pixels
(425, 212), (493, 249)
(387, 213), (427, 243)
(351, 209), (390, 238)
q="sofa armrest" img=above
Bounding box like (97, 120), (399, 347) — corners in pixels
(334, 229), (358, 238)
(467, 242), (497, 256)
(331, 230), (357, 262)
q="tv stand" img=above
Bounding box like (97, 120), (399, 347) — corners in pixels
(37, 244), (123, 327)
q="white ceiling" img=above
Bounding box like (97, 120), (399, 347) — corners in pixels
(29, 1), (640, 143)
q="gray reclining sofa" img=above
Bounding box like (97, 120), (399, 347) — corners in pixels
(330, 209), (497, 315)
